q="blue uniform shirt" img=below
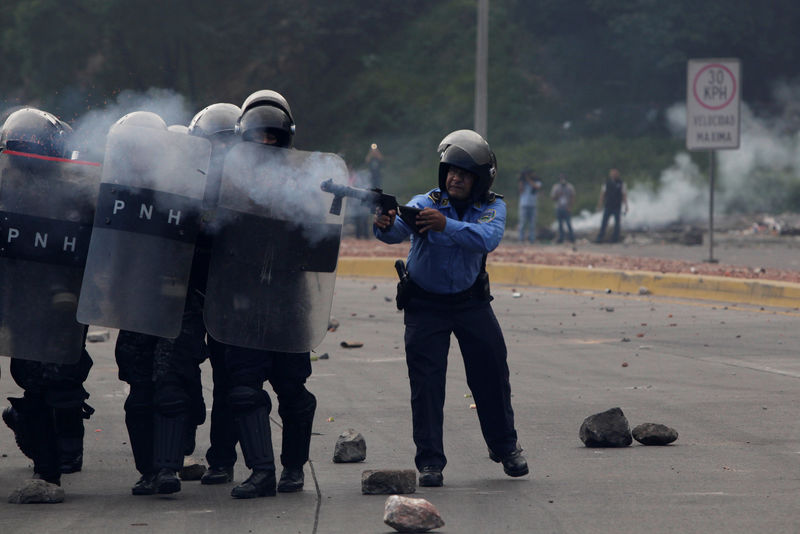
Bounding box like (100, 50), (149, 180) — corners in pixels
(374, 188), (506, 294)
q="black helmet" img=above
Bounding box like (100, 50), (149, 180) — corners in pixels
(0, 107), (72, 158)
(437, 129), (497, 201)
(237, 90), (295, 148)
(188, 103), (241, 140)
(113, 111), (168, 131)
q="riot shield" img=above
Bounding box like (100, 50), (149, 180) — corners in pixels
(76, 126), (211, 338)
(0, 151), (100, 363)
(204, 142), (346, 352)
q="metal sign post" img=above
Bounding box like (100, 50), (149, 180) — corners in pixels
(686, 58), (741, 263)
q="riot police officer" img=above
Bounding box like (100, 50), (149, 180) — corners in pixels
(216, 90), (317, 498)
(374, 129), (528, 487)
(111, 111), (209, 496)
(0, 107), (95, 488)
(185, 102), (242, 485)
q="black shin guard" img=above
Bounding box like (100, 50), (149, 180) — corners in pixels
(154, 413), (187, 471)
(235, 406), (274, 471)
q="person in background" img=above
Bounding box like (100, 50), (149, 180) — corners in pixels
(595, 168), (627, 243)
(550, 173), (576, 244)
(365, 142), (384, 189)
(517, 168), (541, 243)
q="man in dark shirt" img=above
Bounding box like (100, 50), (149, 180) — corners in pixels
(595, 168), (628, 243)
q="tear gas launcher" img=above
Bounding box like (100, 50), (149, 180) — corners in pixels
(319, 179), (398, 216)
(319, 179), (422, 229)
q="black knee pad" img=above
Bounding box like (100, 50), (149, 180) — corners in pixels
(228, 385), (270, 414)
(275, 386), (316, 421)
(124, 386), (154, 415)
(154, 384), (190, 418)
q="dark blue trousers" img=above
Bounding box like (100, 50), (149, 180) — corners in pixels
(403, 298), (518, 471)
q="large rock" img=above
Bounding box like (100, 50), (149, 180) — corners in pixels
(579, 407), (633, 447)
(361, 469), (416, 495)
(384, 495), (445, 533)
(333, 428), (367, 463)
(632, 423), (679, 445)
(8, 479), (65, 504)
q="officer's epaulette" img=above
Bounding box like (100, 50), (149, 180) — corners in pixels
(486, 191), (504, 202)
(428, 190), (442, 204)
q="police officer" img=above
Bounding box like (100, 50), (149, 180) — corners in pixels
(216, 90), (317, 498)
(111, 111), (209, 496)
(374, 129), (528, 487)
(185, 102), (242, 486)
(0, 108), (95, 488)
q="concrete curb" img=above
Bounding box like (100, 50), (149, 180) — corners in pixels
(336, 257), (800, 309)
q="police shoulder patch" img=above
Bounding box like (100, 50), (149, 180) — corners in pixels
(428, 190), (442, 204)
(478, 209), (497, 223)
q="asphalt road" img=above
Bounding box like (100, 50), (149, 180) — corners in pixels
(1, 277), (799, 533)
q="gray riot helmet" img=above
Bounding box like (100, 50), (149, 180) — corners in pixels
(188, 103), (241, 141)
(237, 90), (295, 148)
(437, 129), (497, 201)
(113, 111), (168, 131)
(167, 124), (189, 134)
(1, 107), (72, 158)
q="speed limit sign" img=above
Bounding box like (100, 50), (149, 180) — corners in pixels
(686, 59), (741, 150)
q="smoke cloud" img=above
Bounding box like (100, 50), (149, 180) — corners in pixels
(572, 81), (800, 232)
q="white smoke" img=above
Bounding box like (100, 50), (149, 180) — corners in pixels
(573, 84), (800, 232)
(71, 88), (192, 161)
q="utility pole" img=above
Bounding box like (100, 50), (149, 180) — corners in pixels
(474, 0), (489, 137)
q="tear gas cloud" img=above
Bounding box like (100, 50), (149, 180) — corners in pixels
(572, 81), (800, 232)
(71, 88), (193, 162)
(50, 89), (345, 242)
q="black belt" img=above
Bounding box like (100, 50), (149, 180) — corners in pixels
(408, 278), (478, 305)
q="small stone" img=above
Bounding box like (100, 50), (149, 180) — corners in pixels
(632, 423), (678, 445)
(333, 429), (367, 463)
(8, 479), (65, 504)
(638, 286), (650, 295)
(605, 307), (614, 312)
(87, 329), (110, 342)
(621, 362), (628, 367)
(341, 341), (364, 348)
(319, 353), (330, 360)
(384, 495), (445, 532)
(362, 469), (416, 495)
(328, 318), (340, 332)
(179, 459), (206, 480)
(579, 407), (632, 448)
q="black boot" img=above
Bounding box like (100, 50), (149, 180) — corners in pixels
(490, 443), (530, 477)
(153, 468), (181, 494)
(277, 467), (304, 492)
(131, 472), (156, 495)
(201, 465), (234, 485)
(231, 469), (276, 498)
(4, 398), (36, 460)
